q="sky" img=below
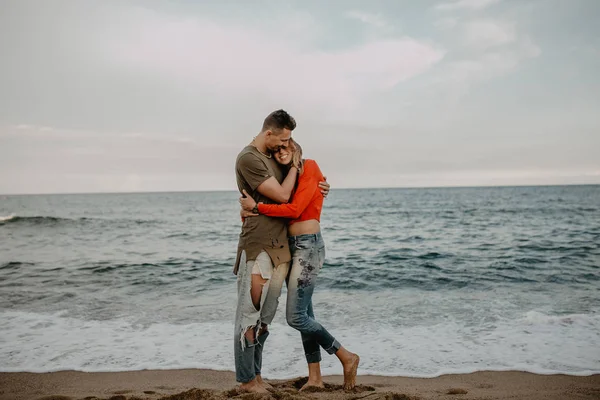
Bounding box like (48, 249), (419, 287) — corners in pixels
(1, 0), (599, 194)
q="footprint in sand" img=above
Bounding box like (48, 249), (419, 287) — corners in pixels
(446, 388), (468, 395)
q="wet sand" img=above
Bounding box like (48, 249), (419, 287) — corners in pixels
(0, 369), (598, 400)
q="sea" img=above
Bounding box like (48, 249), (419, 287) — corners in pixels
(1, 186), (599, 378)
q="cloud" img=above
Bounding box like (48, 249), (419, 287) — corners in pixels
(435, 0), (501, 11)
(345, 10), (387, 28)
(98, 7), (444, 120)
(1, 0), (598, 194)
(5, 124), (98, 139)
(5, 124), (207, 147)
(463, 19), (517, 49)
(435, 17), (459, 30)
(417, 15), (541, 111)
(438, 36), (541, 97)
(443, 17), (539, 83)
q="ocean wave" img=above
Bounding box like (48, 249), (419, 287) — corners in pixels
(72, 259), (233, 284)
(0, 261), (35, 270)
(516, 243), (597, 253)
(514, 257), (548, 265)
(416, 251), (450, 260)
(318, 269), (476, 291)
(395, 235), (425, 242)
(0, 215), (80, 226)
(545, 273), (600, 284)
(164, 232), (193, 239)
(482, 273), (539, 284)
(523, 311), (600, 327)
(0, 214), (161, 227)
(78, 262), (166, 274)
(1, 310), (598, 377)
(0, 214), (15, 222)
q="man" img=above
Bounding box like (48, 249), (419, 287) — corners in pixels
(233, 109), (329, 393)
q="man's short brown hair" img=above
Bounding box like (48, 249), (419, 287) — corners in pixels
(262, 109), (296, 132)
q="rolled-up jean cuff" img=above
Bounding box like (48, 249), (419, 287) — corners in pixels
(238, 375), (256, 383)
(305, 351), (322, 364)
(324, 339), (341, 355)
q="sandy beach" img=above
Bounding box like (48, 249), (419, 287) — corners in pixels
(1, 369), (598, 400)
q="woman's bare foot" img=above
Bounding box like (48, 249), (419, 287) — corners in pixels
(342, 353), (360, 390)
(299, 380), (325, 392)
(239, 378), (269, 394)
(256, 375), (273, 390)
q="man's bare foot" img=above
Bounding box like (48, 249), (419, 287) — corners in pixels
(239, 378), (269, 394)
(300, 380), (325, 392)
(256, 375), (273, 390)
(342, 353), (360, 390)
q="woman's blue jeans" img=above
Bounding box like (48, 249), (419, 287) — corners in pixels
(287, 232), (341, 363)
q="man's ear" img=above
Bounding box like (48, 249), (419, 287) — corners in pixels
(264, 129), (272, 138)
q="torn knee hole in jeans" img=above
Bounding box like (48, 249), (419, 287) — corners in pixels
(239, 322), (270, 351)
(240, 324), (258, 351)
(258, 323), (269, 336)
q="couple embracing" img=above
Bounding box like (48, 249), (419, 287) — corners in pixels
(233, 109), (359, 393)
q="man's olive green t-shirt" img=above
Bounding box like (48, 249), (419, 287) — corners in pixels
(233, 145), (290, 275)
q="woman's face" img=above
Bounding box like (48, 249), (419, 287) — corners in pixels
(275, 144), (293, 166)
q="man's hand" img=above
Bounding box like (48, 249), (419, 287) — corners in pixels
(239, 189), (258, 211)
(241, 208), (259, 218)
(319, 176), (330, 198)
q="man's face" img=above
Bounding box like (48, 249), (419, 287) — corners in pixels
(265, 128), (292, 153)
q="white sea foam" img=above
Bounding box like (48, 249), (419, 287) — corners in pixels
(0, 214), (15, 222)
(523, 311), (595, 326)
(1, 309), (599, 377)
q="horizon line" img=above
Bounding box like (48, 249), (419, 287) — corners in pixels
(1, 182), (599, 196)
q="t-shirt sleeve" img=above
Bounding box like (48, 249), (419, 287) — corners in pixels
(237, 153), (272, 191)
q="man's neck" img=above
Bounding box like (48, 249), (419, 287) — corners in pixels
(252, 133), (269, 154)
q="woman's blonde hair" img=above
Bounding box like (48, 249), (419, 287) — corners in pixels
(288, 138), (304, 174)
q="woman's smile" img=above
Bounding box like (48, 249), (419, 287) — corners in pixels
(275, 146), (292, 165)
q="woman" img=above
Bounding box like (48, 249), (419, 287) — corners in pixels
(240, 138), (360, 391)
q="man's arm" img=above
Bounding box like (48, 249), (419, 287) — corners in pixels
(242, 174), (319, 219)
(238, 153), (297, 204)
(238, 152), (328, 208)
(258, 167), (328, 203)
(255, 167), (298, 204)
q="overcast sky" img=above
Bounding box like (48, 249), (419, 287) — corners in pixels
(1, 0), (599, 194)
